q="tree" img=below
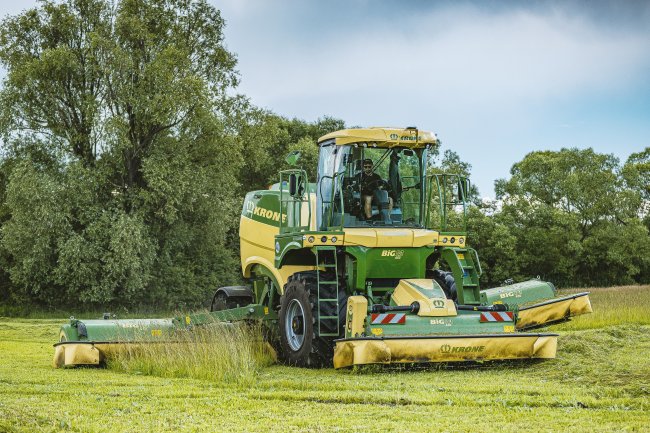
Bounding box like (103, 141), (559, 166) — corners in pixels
(236, 112), (344, 192)
(0, 0), (111, 166)
(0, 0), (243, 308)
(624, 147), (650, 225)
(494, 148), (650, 286)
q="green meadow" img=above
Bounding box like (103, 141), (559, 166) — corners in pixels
(1, 286), (648, 433)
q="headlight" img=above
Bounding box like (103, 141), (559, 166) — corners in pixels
(308, 236), (315, 243)
(321, 236), (327, 243)
(331, 236), (337, 243)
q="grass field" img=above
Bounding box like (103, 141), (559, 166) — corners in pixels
(1, 286), (649, 432)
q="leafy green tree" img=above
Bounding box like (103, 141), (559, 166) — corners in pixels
(0, 0), (243, 308)
(236, 112), (343, 192)
(624, 147), (650, 228)
(494, 148), (649, 286)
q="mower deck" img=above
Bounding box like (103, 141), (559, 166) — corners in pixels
(333, 333), (558, 368)
(516, 292), (592, 329)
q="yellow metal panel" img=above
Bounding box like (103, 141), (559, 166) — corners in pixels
(239, 215), (277, 271)
(346, 296), (368, 338)
(391, 279), (457, 317)
(343, 228), (439, 248)
(412, 230), (438, 247)
(318, 127), (439, 148)
(343, 228), (377, 247)
(239, 214), (319, 294)
(333, 334), (557, 368)
(52, 343), (102, 367)
(516, 293), (593, 329)
(375, 229), (414, 247)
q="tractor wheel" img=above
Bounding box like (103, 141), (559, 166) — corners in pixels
(278, 271), (346, 367)
(432, 269), (457, 301)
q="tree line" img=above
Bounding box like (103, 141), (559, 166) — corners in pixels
(0, 0), (647, 312)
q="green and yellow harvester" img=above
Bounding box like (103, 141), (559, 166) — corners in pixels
(54, 127), (592, 369)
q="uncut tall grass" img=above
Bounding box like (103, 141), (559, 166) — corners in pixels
(108, 317), (275, 385)
(555, 285), (650, 330)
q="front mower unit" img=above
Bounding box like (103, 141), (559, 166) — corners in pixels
(333, 280), (560, 368)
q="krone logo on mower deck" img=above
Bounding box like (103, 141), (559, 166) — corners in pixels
(381, 249), (404, 259)
(440, 344), (486, 354)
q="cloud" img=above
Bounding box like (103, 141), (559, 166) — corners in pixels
(225, 3), (650, 118)
(215, 1), (650, 197)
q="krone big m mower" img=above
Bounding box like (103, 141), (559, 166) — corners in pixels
(54, 127), (592, 369)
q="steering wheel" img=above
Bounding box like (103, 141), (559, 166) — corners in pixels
(367, 178), (389, 191)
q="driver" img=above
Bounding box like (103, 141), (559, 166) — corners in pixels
(357, 158), (393, 220)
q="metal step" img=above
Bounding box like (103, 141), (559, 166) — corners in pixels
(315, 246), (340, 337)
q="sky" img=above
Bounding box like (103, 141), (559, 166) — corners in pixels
(1, 0), (649, 197)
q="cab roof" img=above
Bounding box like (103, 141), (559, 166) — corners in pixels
(318, 127), (439, 149)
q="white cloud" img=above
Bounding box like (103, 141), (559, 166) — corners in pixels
(229, 5), (649, 114)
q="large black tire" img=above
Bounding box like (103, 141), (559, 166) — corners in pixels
(432, 269), (457, 301)
(278, 271), (347, 367)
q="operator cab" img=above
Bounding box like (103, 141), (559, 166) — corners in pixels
(316, 127), (437, 230)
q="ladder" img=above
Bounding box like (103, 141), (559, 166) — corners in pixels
(315, 246), (340, 337)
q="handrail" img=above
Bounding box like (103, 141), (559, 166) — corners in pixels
(468, 247), (482, 277)
(426, 173), (469, 232)
(319, 171), (345, 230)
(279, 169), (311, 234)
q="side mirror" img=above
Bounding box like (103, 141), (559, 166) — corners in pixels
(289, 174), (298, 196)
(285, 151), (301, 166)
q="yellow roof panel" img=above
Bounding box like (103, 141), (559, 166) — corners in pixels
(318, 127), (439, 148)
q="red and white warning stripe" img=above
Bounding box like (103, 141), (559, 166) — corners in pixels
(370, 313), (406, 325)
(480, 311), (514, 322)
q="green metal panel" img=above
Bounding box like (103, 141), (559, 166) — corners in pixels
(481, 280), (557, 308)
(274, 233), (305, 268)
(369, 310), (514, 337)
(60, 318), (176, 342)
(345, 246), (434, 291)
(185, 304), (275, 325)
(274, 230), (344, 268)
(241, 190), (283, 226)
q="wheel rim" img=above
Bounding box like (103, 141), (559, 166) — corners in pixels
(285, 299), (306, 351)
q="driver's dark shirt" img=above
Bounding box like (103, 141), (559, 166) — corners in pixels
(357, 172), (387, 196)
